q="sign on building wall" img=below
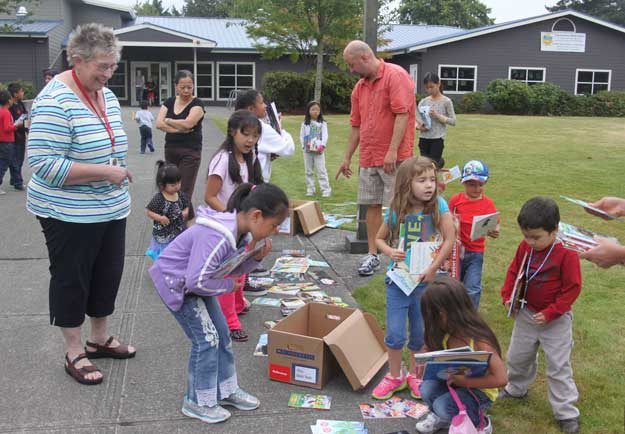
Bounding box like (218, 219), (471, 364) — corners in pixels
(540, 32), (586, 52)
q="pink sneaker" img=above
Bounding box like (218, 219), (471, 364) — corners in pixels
(371, 374), (407, 400)
(406, 373), (423, 399)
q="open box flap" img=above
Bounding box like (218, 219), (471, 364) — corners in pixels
(323, 309), (388, 390)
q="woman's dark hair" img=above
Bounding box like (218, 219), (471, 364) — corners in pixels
(234, 89), (260, 111)
(43, 68), (58, 78)
(174, 69), (193, 85)
(210, 110), (263, 185)
(226, 182), (289, 219)
(140, 100), (149, 110)
(304, 100), (324, 125)
(0, 90), (11, 106)
(517, 196), (559, 232)
(7, 83), (23, 97)
(155, 160), (181, 189)
(421, 276), (502, 356)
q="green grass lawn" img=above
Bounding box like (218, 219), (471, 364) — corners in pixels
(213, 114), (625, 433)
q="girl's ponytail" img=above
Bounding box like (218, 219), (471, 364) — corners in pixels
(227, 182), (289, 218)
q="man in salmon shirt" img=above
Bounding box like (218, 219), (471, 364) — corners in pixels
(336, 40), (416, 276)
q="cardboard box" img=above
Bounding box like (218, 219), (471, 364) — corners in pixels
(278, 200), (325, 236)
(268, 303), (388, 390)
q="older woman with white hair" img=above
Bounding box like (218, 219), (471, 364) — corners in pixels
(27, 23), (136, 386)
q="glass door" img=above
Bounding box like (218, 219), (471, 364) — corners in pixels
(159, 62), (171, 103)
(130, 62), (150, 106)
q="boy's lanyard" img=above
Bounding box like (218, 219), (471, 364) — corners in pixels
(72, 69), (115, 151)
(523, 242), (556, 303)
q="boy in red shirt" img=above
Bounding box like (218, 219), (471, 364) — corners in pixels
(500, 197), (581, 434)
(449, 160), (499, 308)
(0, 89), (23, 195)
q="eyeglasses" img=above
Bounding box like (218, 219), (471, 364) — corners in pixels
(95, 62), (119, 73)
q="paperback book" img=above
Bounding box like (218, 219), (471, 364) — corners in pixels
(507, 252), (528, 317)
(251, 297), (282, 307)
(418, 105), (432, 129)
(254, 333), (268, 356)
(418, 348), (492, 381)
(560, 195), (618, 220)
(470, 212), (500, 241)
(310, 420), (367, 434)
(557, 222), (619, 253)
(288, 393), (331, 410)
(440, 165), (461, 184)
(359, 397), (427, 419)
(271, 256), (310, 275)
(212, 240), (265, 278)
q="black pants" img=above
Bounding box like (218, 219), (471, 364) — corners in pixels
(139, 125), (154, 153)
(38, 217), (126, 328)
(0, 142), (22, 187)
(165, 145), (201, 219)
(418, 138), (445, 168)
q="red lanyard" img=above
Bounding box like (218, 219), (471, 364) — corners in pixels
(72, 69), (115, 150)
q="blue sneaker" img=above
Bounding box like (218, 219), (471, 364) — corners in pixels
(358, 254), (380, 276)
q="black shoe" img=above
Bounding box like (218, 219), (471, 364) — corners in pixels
(243, 282), (267, 296)
(14, 185), (24, 191)
(558, 417), (580, 434)
(497, 388), (527, 400)
(230, 329), (248, 342)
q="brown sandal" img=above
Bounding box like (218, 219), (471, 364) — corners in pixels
(85, 336), (136, 360)
(65, 353), (103, 385)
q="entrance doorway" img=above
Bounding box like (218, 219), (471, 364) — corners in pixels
(130, 62), (171, 106)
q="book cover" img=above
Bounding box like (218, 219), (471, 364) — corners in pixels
(557, 222), (619, 253)
(560, 195), (618, 220)
(251, 297), (282, 307)
(386, 265), (422, 296)
(418, 105), (432, 129)
(414, 347), (484, 362)
(311, 420), (367, 434)
(423, 360), (489, 381)
(212, 240), (265, 279)
(507, 251), (529, 317)
(440, 165), (461, 184)
(409, 241), (440, 275)
(470, 212), (500, 241)
(288, 392), (332, 410)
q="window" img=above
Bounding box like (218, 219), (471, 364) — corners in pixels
(217, 62), (255, 100)
(575, 69), (611, 95)
(438, 65), (477, 93)
(176, 62), (213, 100)
(509, 67), (546, 85)
(108, 61), (127, 100)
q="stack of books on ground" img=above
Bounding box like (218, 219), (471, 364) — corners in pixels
(288, 392), (331, 410)
(415, 347), (491, 381)
(359, 397), (428, 419)
(310, 420), (367, 434)
(557, 222), (619, 253)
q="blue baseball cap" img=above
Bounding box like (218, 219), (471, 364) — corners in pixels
(461, 160), (489, 183)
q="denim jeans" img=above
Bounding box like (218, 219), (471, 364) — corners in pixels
(460, 251), (484, 309)
(10, 142), (24, 187)
(139, 125), (154, 153)
(0, 142), (20, 187)
(420, 379), (492, 426)
(384, 277), (425, 351)
(170, 295), (238, 407)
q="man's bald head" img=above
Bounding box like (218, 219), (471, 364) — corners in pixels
(343, 40), (379, 80)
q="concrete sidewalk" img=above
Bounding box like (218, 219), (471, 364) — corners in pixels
(0, 108), (415, 434)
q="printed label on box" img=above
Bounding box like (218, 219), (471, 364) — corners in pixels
(293, 364), (318, 384)
(269, 363), (291, 383)
(276, 348), (315, 360)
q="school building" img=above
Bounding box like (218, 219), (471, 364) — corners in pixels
(0, 1), (623, 105)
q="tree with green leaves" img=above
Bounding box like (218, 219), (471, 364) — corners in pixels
(246, 0), (362, 102)
(181, 0), (264, 18)
(134, 0), (180, 16)
(397, 0), (494, 29)
(547, 0), (625, 26)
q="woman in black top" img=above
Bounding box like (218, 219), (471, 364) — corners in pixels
(156, 70), (205, 218)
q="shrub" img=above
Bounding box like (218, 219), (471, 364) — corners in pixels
(0, 80), (36, 99)
(527, 82), (570, 116)
(262, 70), (357, 113)
(486, 79), (531, 114)
(458, 92), (486, 113)
(592, 91), (625, 117)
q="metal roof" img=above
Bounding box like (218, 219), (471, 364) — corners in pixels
(130, 16), (464, 52)
(0, 19), (62, 35)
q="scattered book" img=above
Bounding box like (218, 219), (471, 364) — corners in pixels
(271, 256), (309, 275)
(282, 249), (306, 257)
(308, 259), (330, 268)
(251, 297), (282, 307)
(308, 270), (336, 285)
(288, 392), (331, 410)
(310, 420), (367, 434)
(560, 195), (618, 220)
(254, 334), (268, 356)
(419, 349), (492, 381)
(359, 397), (425, 419)
(470, 212), (500, 241)
(325, 214), (354, 228)
(212, 240), (266, 278)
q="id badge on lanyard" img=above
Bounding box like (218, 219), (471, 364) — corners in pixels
(72, 69), (117, 165)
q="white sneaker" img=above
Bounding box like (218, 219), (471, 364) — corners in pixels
(415, 412), (448, 434)
(358, 253), (380, 276)
(181, 396), (231, 424)
(0, 188), (6, 195)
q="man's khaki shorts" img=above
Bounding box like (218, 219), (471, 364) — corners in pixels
(358, 166), (397, 207)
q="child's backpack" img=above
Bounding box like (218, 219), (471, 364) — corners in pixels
(447, 382), (486, 434)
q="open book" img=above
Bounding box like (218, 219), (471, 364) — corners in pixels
(417, 348), (492, 381)
(211, 240), (265, 279)
(470, 212), (500, 241)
